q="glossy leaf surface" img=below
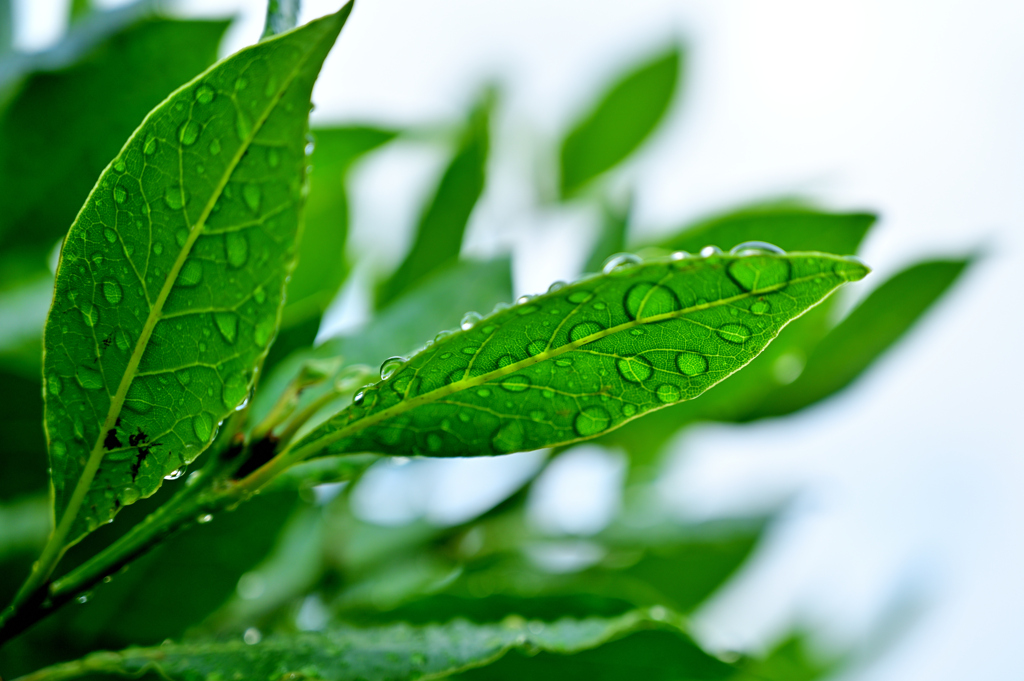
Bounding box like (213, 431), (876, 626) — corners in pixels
(42, 7), (351, 547)
(293, 251), (868, 460)
(14, 610), (731, 681)
(560, 47), (681, 197)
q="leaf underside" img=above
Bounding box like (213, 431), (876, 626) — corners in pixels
(294, 251), (868, 460)
(42, 7), (350, 546)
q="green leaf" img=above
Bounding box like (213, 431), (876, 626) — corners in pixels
(744, 257), (971, 419)
(292, 251), (868, 460)
(654, 202), (876, 256)
(252, 257), (513, 426)
(560, 47), (682, 198)
(376, 93), (492, 308)
(13, 609), (732, 681)
(0, 16), (230, 263)
(42, 7), (352, 549)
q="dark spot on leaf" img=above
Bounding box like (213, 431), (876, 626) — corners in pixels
(131, 447), (149, 481)
(103, 428), (122, 450)
(128, 428), (148, 447)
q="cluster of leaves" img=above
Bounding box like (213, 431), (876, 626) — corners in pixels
(0, 2), (968, 680)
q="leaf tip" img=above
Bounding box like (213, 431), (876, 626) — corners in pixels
(835, 256), (870, 282)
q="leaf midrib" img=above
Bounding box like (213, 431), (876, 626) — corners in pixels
(50, 28), (324, 550)
(291, 267), (825, 459)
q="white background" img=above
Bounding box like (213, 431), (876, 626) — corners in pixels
(13, 0), (1024, 678)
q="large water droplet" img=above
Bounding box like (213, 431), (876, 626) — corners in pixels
(177, 120), (201, 146)
(193, 411), (214, 441)
(569, 321), (603, 342)
(727, 256), (791, 292)
(656, 384), (681, 403)
(113, 185), (127, 204)
(602, 252), (642, 274)
(242, 184), (261, 213)
(102, 279), (123, 305)
(526, 340), (547, 356)
(115, 330), (131, 352)
(80, 302), (98, 327)
(104, 228), (117, 243)
(165, 466), (186, 480)
(76, 365), (103, 390)
(547, 280), (568, 293)
(750, 300), (770, 315)
(119, 484), (141, 505)
(143, 135), (158, 155)
(717, 323), (752, 344)
(491, 421), (525, 453)
(195, 84), (216, 104)
(574, 406), (611, 437)
(567, 290), (594, 304)
(676, 352), (708, 376)
(225, 232), (248, 268)
(622, 403), (637, 417)
(47, 374), (63, 395)
(501, 375), (531, 392)
(164, 185), (189, 210)
(236, 110), (252, 140)
(254, 316), (274, 347)
(616, 355), (653, 383)
(461, 311), (481, 330)
(214, 312), (238, 344)
(177, 259), (202, 287)
(222, 375), (248, 409)
(624, 283), (679, 321)
(700, 245), (722, 257)
(380, 356), (406, 381)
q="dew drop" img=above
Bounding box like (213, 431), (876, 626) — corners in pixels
(727, 257), (791, 292)
(426, 433), (444, 452)
(616, 355), (653, 383)
(224, 232), (248, 269)
(254, 316), (275, 347)
(235, 110), (252, 140)
(214, 312), (238, 344)
(501, 375), (531, 392)
(216, 377), (247, 412)
(491, 421), (525, 453)
(670, 251), (690, 260)
(593, 302), (607, 311)
(209, 138), (222, 155)
(461, 346), (479, 356)
(676, 352), (708, 376)
(353, 388), (368, 406)
(197, 513), (214, 524)
(80, 303), (98, 327)
(102, 279), (123, 305)
(529, 410), (546, 422)
(164, 185), (189, 210)
(119, 484), (141, 505)
(177, 120), (201, 146)
(380, 356), (406, 381)
(656, 384), (681, 403)
(574, 406), (611, 437)
(476, 388), (491, 398)
(569, 321), (603, 342)
(700, 245), (722, 257)
(517, 305), (538, 316)
(115, 330), (130, 352)
(526, 340), (547, 356)
(461, 311), (481, 330)
(124, 379), (153, 413)
(547, 280), (568, 293)
(602, 252), (642, 274)
(193, 411), (214, 441)
(47, 374), (63, 395)
(177, 259), (203, 287)
(143, 135), (158, 155)
(114, 160), (126, 172)
(567, 290), (594, 304)
(717, 323), (752, 344)
(52, 440), (67, 458)
(253, 286), (266, 304)
(195, 84), (216, 104)
(165, 466), (186, 481)
(622, 403), (637, 417)
(267, 148), (281, 168)
(242, 184), (261, 213)
(729, 240), (785, 256)
(153, 242), (163, 256)
(113, 185), (127, 204)
(624, 283), (680, 321)
(750, 300), (770, 315)
(497, 354), (516, 368)
(104, 228), (117, 243)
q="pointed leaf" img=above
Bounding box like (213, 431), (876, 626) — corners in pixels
(292, 251), (868, 460)
(560, 46), (682, 198)
(745, 257), (971, 419)
(42, 6), (352, 548)
(14, 610), (732, 681)
(376, 93), (492, 308)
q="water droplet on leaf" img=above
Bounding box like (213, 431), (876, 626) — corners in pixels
(625, 283), (679, 320)
(177, 120), (201, 146)
(617, 355), (653, 383)
(676, 352), (708, 376)
(379, 356), (406, 380)
(570, 321), (603, 342)
(102, 279), (122, 305)
(177, 259), (202, 287)
(656, 384), (680, 403)
(717, 323), (752, 344)
(574, 406), (611, 436)
(602, 252), (642, 274)
(225, 232), (248, 268)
